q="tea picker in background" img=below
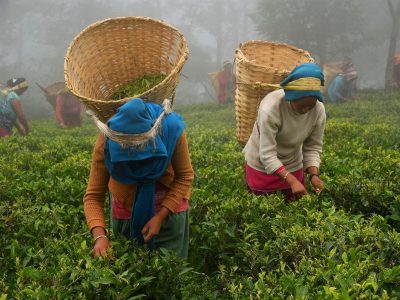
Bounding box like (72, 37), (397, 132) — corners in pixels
(55, 87), (82, 128)
(217, 60), (236, 105)
(393, 53), (400, 88)
(340, 56), (358, 99)
(0, 78), (30, 137)
(243, 63), (326, 201)
(84, 98), (194, 259)
(327, 56), (358, 102)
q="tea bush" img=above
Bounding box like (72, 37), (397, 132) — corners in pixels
(1, 91), (399, 299)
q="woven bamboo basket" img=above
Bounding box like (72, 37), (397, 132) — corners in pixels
(235, 40), (314, 146)
(64, 17), (189, 122)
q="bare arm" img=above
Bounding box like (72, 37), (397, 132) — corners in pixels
(10, 99), (29, 134)
(14, 120), (25, 135)
(55, 96), (65, 127)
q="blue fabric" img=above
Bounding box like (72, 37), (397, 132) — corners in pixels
(0, 92), (19, 131)
(327, 75), (346, 102)
(280, 63), (324, 102)
(104, 98), (185, 248)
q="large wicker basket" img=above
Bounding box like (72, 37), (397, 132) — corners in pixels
(64, 17), (189, 122)
(235, 41), (314, 146)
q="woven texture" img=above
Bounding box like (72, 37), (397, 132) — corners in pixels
(64, 17), (188, 122)
(235, 40), (314, 146)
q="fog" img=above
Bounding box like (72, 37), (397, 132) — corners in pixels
(0, 0), (395, 118)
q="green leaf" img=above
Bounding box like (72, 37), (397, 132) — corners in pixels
(178, 267), (193, 276)
(81, 240), (87, 250)
(0, 294), (8, 300)
(22, 255), (31, 267)
(127, 295), (147, 300)
(341, 252), (348, 263)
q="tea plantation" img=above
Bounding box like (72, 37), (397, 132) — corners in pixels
(1, 91), (400, 299)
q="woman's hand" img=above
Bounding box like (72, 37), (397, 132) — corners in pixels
(91, 226), (109, 258)
(311, 175), (324, 194)
(289, 180), (308, 201)
(14, 121), (27, 135)
(142, 207), (169, 243)
(286, 174), (308, 201)
(92, 236), (110, 258)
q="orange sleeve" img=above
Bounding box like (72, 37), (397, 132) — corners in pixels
(161, 131), (195, 212)
(83, 134), (110, 231)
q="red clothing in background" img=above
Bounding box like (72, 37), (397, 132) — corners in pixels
(55, 93), (82, 127)
(217, 71), (236, 104)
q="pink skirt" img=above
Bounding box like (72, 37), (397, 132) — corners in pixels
(245, 163), (304, 200)
(112, 182), (189, 219)
(0, 128), (12, 137)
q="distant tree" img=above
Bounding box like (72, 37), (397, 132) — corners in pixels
(252, 0), (366, 65)
(384, 0), (400, 89)
(167, 0), (247, 68)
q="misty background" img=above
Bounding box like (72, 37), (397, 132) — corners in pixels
(0, 0), (396, 119)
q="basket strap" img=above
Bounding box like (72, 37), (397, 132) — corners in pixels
(237, 77), (321, 91)
(89, 99), (172, 148)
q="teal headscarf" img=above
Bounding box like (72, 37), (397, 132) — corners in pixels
(104, 98), (185, 247)
(280, 63), (324, 102)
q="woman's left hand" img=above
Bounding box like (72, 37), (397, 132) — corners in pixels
(141, 215), (163, 242)
(141, 207), (169, 242)
(311, 176), (324, 194)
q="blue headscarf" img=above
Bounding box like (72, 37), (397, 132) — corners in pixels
(104, 98), (185, 247)
(280, 63), (324, 102)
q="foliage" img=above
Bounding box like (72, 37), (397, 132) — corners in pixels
(252, 0), (366, 64)
(110, 74), (167, 100)
(1, 91), (400, 298)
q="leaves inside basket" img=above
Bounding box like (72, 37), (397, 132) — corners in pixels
(110, 74), (167, 100)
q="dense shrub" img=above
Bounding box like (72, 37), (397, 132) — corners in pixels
(1, 91), (399, 299)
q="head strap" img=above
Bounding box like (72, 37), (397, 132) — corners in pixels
(89, 99), (172, 149)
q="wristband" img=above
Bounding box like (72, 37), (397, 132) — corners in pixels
(93, 234), (108, 244)
(283, 171), (289, 182)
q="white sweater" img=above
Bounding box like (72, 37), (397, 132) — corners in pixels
(243, 89), (326, 174)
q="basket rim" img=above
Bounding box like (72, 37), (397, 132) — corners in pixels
(64, 16), (189, 105)
(235, 40), (313, 72)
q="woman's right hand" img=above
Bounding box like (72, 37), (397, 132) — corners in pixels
(91, 226), (109, 258)
(287, 176), (308, 201)
(92, 236), (110, 258)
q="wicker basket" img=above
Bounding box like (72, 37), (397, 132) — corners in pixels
(235, 40), (314, 146)
(37, 82), (66, 109)
(64, 17), (189, 122)
(322, 62), (342, 96)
